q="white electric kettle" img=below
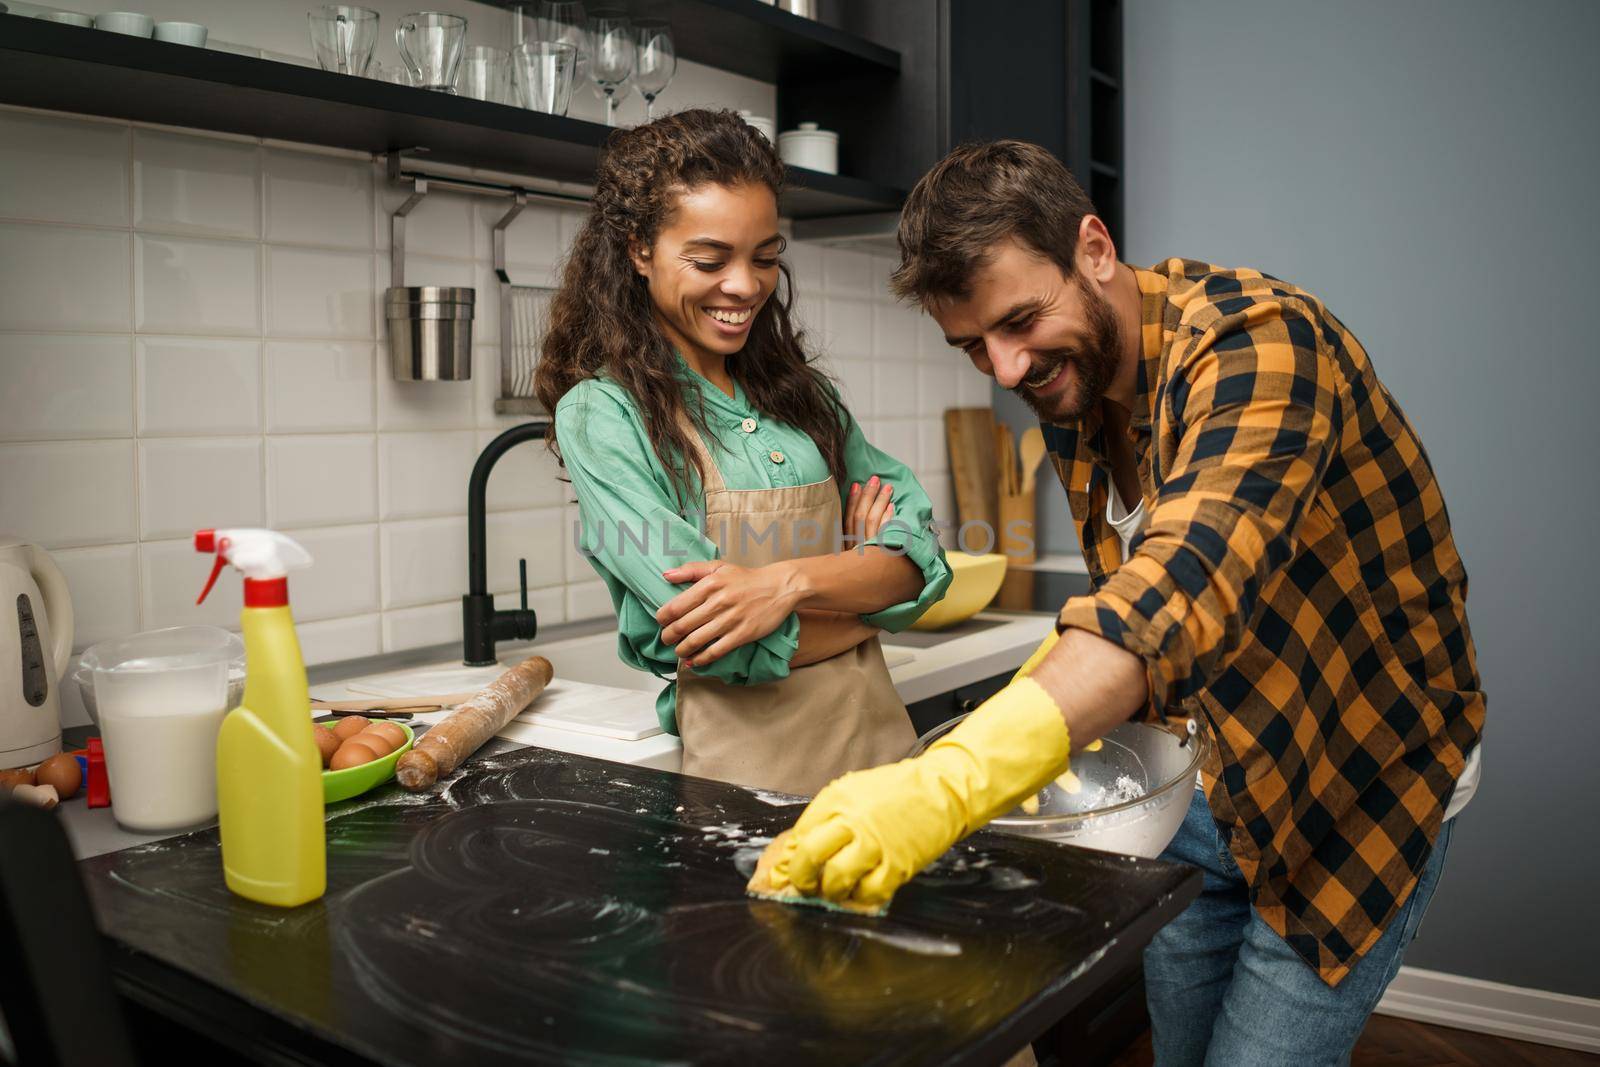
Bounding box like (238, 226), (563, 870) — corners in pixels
(0, 536), (74, 767)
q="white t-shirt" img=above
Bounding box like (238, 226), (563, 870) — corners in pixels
(1104, 485), (1481, 819)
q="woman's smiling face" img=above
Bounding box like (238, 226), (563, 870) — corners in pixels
(631, 181), (783, 363)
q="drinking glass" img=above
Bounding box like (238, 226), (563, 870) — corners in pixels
(508, 2), (538, 48)
(633, 20), (675, 120)
(536, 1), (588, 59)
(308, 5), (379, 76)
(460, 45), (512, 103)
(395, 11), (467, 93)
(587, 10), (634, 127)
(512, 41), (578, 115)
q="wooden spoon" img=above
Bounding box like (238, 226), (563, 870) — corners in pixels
(1019, 427), (1047, 494)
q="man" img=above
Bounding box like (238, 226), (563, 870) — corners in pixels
(751, 141), (1485, 1064)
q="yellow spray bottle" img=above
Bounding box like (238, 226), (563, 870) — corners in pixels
(195, 527), (324, 907)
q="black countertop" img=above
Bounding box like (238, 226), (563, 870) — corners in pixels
(82, 747), (1196, 1066)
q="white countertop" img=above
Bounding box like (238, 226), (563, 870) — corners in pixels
(58, 610), (1053, 860)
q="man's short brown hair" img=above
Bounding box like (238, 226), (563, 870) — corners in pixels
(890, 140), (1098, 306)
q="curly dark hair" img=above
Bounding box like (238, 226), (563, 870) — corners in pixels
(535, 108), (847, 505)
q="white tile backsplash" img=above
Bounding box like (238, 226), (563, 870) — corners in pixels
(379, 430), (475, 520)
(0, 106), (987, 685)
(0, 111), (129, 227)
(138, 437), (264, 540)
(265, 245), (375, 339)
(381, 599), (460, 653)
(376, 179), (475, 260)
(0, 439), (137, 548)
(476, 199), (562, 272)
(135, 235), (262, 335)
(823, 247), (875, 295)
(264, 341), (376, 433)
(53, 542), (142, 651)
(141, 536), (242, 630)
(281, 524), (379, 621)
(873, 359), (921, 418)
(0, 223), (130, 332)
(298, 613), (383, 667)
(268, 434), (378, 527)
(0, 334), (134, 440)
(380, 516), (468, 609)
(377, 369), (475, 431)
(264, 148), (373, 249)
(133, 129), (261, 239)
(565, 579), (616, 622)
(824, 297), (874, 360)
(477, 429), (569, 512)
(486, 507), (566, 594)
(137, 337), (262, 435)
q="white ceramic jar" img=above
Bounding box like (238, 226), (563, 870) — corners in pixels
(777, 122), (838, 174)
(738, 110), (776, 143)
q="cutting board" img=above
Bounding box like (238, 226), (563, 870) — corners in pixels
(945, 407), (999, 535)
(352, 670), (661, 741)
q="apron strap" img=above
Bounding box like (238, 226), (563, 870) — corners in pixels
(671, 404), (729, 497)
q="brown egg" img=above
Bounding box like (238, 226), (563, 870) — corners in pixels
(353, 728), (397, 757)
(332, 715), (372, 741)
(34, 754), (81, 800)
(313, 726), (343, 768)
(362, 721), (407, 751)
(329, 737), (383, 771)
(0, 767), (36, 792)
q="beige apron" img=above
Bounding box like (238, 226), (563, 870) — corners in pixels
(672, 415), (916, 797)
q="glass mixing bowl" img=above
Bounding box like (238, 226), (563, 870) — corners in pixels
(911, 714), (1208, 858)
(73, 625), (245, 726)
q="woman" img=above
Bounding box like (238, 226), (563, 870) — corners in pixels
(535, 109), (951, 796)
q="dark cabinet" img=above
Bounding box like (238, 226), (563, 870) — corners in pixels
(790, 0), (1124, 231)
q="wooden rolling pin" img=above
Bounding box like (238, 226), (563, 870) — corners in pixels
(395, 656), (554, 792)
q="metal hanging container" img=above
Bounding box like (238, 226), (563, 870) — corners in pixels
(385, 285), (474, 380)
(385, 167), (474, 381)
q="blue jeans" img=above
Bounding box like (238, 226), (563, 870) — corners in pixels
(1143, 786), (1454, 1067)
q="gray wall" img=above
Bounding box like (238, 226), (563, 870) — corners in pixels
(999, 0), (1599, 996)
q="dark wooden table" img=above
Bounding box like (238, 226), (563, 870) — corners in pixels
(82, 747), (1198, 1066)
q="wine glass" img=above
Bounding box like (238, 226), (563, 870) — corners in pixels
(633, 20), (675, 120)
(587, 10), (635, 127)
(536, 1), (588, 71)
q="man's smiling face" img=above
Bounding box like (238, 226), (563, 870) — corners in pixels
(929, 237), (1123, 423)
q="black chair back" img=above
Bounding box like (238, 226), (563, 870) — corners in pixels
(0, 796), (137, 1067)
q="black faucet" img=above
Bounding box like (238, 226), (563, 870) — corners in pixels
(462, 421), (550, 666)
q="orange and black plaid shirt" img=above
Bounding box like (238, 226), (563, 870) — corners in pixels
(1051, 259), (1485, 986)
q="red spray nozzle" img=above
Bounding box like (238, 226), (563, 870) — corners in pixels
(194, 528), (313, 607)
(196, 530), (230, 605)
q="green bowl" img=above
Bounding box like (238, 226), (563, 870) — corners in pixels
(320, 721), (415, 804)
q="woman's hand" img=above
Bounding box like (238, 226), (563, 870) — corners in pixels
(657, 560), (802, 668)
(844, 476), (895, 549)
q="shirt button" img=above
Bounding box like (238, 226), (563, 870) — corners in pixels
(741, 418), (757, 433)
(769, 450), (785, 464)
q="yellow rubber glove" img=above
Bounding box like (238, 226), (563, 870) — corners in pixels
(1011, 628), (1060, 683)
(751, 677), (1070, 911)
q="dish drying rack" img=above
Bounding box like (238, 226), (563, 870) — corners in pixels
(489, 194), (557, 416)
(385, 151), (574, 413)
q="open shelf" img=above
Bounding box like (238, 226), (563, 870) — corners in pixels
(0, 14), (903, 219)
(478, 0), (901, 83)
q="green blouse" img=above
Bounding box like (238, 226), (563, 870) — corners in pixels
(555, 356), (952, 734)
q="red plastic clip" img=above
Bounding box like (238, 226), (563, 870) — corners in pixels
(86, 737), (111, 809)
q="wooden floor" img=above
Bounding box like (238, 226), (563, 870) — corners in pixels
(1106, 1015), (1600, 1066)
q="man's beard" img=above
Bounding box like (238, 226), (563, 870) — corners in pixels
(1013, 270), (1122, 423)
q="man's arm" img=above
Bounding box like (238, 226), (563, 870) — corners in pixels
(1060, 299), (1340, 713)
